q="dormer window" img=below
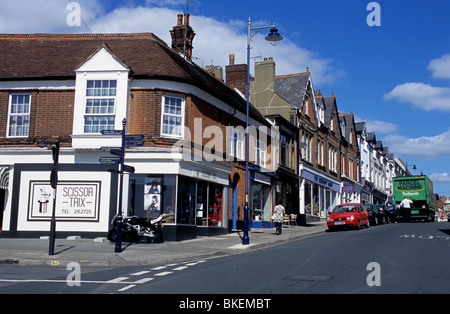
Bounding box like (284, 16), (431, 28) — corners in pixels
(72, 47), (130, 149)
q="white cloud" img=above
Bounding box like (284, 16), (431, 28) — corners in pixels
(383, 128), (450, 159)
(90, 7), (343, 85)
(384, 82), (450, 112)
(0, 0), (102, 33)
(364, 119), (398, 135)
(428, 54), (450, 80)
(145, 0), (188, 6)
(0, 1), (343, 86)
(429, 172), (450, 183)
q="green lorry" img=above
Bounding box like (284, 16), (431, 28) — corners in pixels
(392, 175), (436, 222)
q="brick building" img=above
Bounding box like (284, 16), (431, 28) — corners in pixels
(339, 112), (362, 203)
(243, 57), (343, 222)
(0, 16), (276, 239)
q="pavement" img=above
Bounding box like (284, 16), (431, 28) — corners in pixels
(0, 221), (327, 267)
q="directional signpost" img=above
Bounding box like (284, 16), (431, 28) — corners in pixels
(99, 156), (121, 164)
(125, 134), (145, 148)
(100, 120), (144, 252)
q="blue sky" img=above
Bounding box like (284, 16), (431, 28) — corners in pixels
(1, 0), (450, 195)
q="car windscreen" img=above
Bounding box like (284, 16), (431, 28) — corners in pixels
(332, 205), (356, 213)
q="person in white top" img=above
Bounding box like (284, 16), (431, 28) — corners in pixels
(400, 197), (413, 222)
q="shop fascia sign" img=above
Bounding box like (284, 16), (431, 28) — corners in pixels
(301, 169), (340, 192)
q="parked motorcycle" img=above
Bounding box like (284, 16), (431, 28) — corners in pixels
(107, 214), (164, 243)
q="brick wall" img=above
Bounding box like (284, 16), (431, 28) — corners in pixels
(0, 90), (74, 147)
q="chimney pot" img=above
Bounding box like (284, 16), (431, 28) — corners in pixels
(229, 53), (235, 66)
(177, 14), (183, 26)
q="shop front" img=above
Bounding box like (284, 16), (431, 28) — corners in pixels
(300, 166), (341, 222)
(124, 159), (231, 241)
(250, 170), (275, 229)
(3, 157), (230, 241)
(341, 177), (362, 204)
(4, 163), (118, 237)
(275, 168), (300, 224)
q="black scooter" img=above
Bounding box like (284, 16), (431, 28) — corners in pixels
(107, 214), (164, 243)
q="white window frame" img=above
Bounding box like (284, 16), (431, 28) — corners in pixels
(254, 139), (266, 168)
(7, 93), (31, 138)
(302, 132), (313, 163)
(160, 94), (185, 139)
(329, 146), (337, 173)
(83, 80), (117, 134)
(229, 127), (244, 160)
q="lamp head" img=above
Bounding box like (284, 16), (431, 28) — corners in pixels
(265, 27), (283, 46)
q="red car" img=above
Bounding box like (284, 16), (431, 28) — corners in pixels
(327, 203), (369, 231)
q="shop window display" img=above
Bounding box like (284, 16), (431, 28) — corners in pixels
(177, 176), (225, 227)
(251, 183), (271, 222)
(128, 175), (176, 223)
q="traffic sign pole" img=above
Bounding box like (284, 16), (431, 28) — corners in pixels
(114, 119), (126, 253)
(100, 122), (144, 253)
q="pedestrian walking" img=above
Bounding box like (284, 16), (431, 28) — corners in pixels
(272, 203), (285, 235)
(400, 196), (413, 223)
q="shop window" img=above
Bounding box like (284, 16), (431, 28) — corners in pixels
(304, 182), (312, 215)
(208, 183), (223, 227)
(196, 181), (208, 226)
(177, 176), (225, 227)
(251, 183), (271, 221)
(177, 177), (196, 225)
(127, 175), (176, 223)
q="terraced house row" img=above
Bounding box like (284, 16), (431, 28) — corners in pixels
(0, 14), (406, 239)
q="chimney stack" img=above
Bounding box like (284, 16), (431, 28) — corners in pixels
(170, 13), (196, 60)
(225, 53), (248, 96)
(254, 57), (275, 93)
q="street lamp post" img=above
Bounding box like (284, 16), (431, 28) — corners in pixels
(243, 17), (283, 245)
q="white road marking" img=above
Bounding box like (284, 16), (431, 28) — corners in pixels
(107, 277), (129, 283)
(151, 266), (167, 270)
(154, 271), (172, 277)
(172, 266), (188, 271)
(131, 271), (151, 276)
(118, 285), (136, 292)
(133, 278), (154, 284)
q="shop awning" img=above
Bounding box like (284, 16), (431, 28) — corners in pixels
(0, 166), (9, 190)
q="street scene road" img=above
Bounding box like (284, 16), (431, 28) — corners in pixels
(0, 222), (449, 295)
